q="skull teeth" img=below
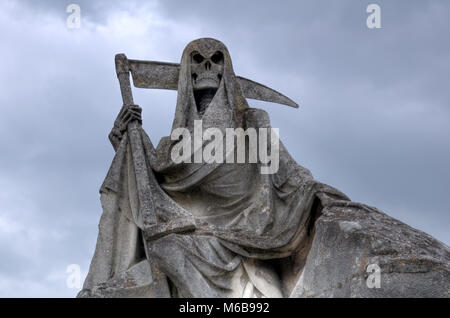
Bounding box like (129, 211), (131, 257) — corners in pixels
(196, 73), (220, 82)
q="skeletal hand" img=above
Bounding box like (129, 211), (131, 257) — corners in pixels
(115, 104), (142, 131)
(109, 104), (142, 150)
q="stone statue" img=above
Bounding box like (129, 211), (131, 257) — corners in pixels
(79, 38), (450, 298)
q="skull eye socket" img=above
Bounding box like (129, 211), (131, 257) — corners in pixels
(211, 51), (224, 64)
(192, 53), (204, 64)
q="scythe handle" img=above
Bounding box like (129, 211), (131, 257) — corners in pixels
(115, 54), (134, 106)
(114, 53), (157, 227)
(113, 54), (196, 240)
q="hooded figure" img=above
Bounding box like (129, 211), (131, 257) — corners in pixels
(79, 38), (349, 298)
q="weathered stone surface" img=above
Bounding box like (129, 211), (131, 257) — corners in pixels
(291, 202), (450, 297)
(79, 38), (450, 298)
(78, 260), (171, 298)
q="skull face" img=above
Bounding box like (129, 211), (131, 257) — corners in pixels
(190, 50), (224, 91)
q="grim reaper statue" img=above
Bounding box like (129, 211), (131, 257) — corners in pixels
(79, 38), (450, 298)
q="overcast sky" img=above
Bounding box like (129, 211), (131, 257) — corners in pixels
(0, 0), (449, 297)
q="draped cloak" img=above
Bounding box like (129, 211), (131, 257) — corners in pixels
(79, 38), (350, 298)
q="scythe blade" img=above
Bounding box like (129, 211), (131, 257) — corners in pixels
(128, 59), (299, 108)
